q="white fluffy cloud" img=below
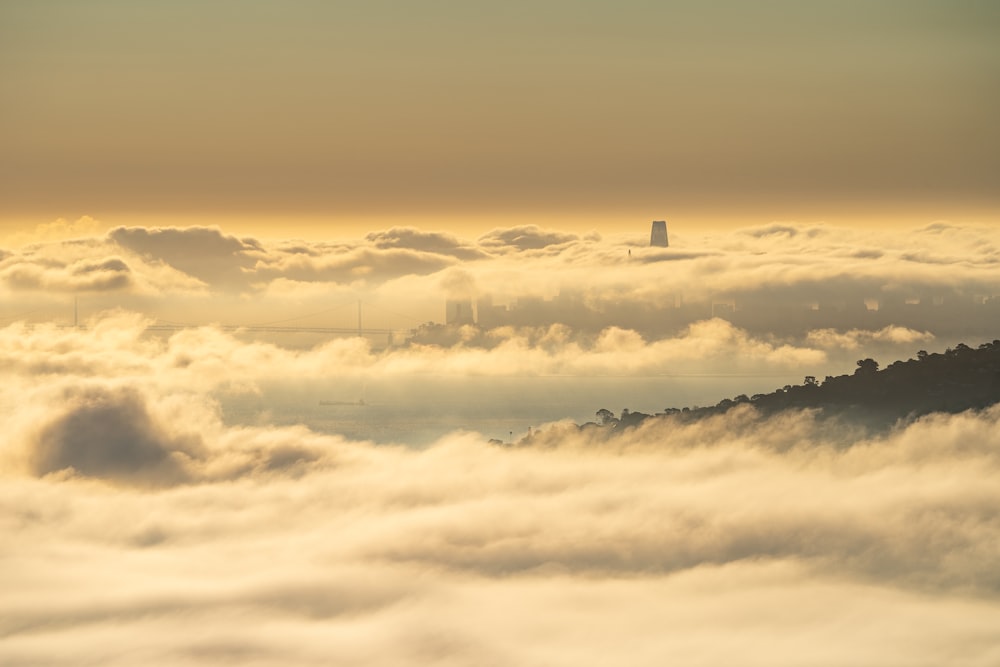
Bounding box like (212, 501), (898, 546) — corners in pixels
(2, 375), (1000, 664)
(1, 220), (998, 664)
(806, 325), (936, 350)
(0, 313), (835, 392)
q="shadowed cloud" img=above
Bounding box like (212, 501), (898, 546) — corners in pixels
(108, 226), (261, 290)
(28, 386), (198, 487)
(478, 225), (579, 252)
(365, 227), (490, 261)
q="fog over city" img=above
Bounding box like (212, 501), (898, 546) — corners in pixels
(3, 220), (996, 394)
(2, 219), (1000, 664)
(4, 218), (998, 332)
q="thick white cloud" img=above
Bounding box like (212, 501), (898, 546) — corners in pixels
(806, 325), (935, 350)
(1, 220), (997, 665)
(0, 313), (833, 393)
(1, 277), (999, 664)
(2, 375), (1000, 664)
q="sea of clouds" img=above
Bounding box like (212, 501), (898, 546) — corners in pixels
(1, 313), (1000, 664)
(2, 220), (999, 663)
(2, 219), (998, 334)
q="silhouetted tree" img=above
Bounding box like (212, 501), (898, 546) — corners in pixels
(855, 358), (879, 375)
(582, 341), (1000, 438)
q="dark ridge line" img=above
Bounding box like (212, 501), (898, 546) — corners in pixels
(604, 339), (1000, 432)
(493, 339), (1000, 445)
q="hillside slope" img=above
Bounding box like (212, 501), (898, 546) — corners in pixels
(594, 340), (1000, 433)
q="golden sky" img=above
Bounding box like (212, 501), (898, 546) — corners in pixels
(1, 1), (998, 237)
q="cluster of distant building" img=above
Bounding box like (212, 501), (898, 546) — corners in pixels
(441, 220), (1000, 338)
(447, 221), (670, 327)
(448, 290), (1000, 338)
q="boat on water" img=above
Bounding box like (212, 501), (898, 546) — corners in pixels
(318, 399), (366, 406)
(320, 382), (367, 407)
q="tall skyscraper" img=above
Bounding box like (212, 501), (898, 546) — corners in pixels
(650, 220), (668, 247)
(446, 298), (474, 325)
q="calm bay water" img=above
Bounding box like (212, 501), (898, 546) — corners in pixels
(217, 374), (802, 446)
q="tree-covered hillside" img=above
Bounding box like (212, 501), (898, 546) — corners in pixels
(591, 339), (1000, 433)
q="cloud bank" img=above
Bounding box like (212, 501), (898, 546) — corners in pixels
(0, 312), (941, 401)
(2, 376), (1000, 664)
(0, 220), (997, 663)
(0, 222), (996, 334)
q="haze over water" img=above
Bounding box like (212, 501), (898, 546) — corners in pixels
(222, 374), (807, 445)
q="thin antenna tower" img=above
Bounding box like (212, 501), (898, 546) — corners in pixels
(357, 299), (362, 337)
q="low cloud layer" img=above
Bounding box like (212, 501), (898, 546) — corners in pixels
(1, 221), (997, 342)
(1, 220), (998, 664)
(0, 312), (942, 400)
(108, 226), (263, 290)
(2, 373), (1000, 664)
(477, 224), (581, 253)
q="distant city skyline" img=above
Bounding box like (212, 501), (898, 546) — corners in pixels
(443, 286), (999, 340)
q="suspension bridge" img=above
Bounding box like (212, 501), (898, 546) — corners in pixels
(6, 299), (431, 345)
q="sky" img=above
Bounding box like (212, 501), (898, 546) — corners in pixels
(2, 0), (999, 238)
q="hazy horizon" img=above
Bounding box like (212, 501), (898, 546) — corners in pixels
(2, 1), (999, 233)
